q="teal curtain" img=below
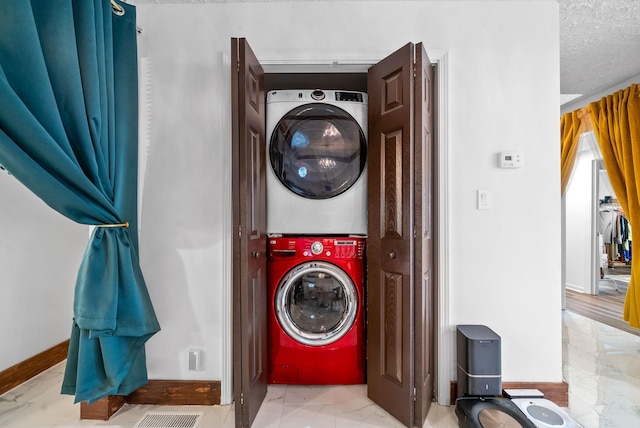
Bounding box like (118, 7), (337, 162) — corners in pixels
(0, 1), (159, 403)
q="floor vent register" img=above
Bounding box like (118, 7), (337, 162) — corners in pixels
(135, 411), (203, 428)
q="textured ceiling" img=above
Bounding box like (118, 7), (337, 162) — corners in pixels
(560, 0), (640, 96)
(126, 0), (640, 99)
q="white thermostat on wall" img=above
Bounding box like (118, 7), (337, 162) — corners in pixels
(498, 151), (523, 168)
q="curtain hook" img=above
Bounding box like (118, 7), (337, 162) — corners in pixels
(111, 0), (125, 16)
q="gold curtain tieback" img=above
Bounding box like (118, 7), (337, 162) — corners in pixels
(97, 222), (129, 228)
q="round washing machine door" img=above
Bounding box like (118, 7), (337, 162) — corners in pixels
(275, 261), (358, 346)
(269, 103), (366, 199)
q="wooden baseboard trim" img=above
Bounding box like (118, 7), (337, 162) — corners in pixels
(0, 340), (69, 396)
(1, 341), (221, 421)
(126, 380), (221, 406)
(80, 380), (222, 420)
(450, 381), (569, 407)
(80, 395), (126, 421)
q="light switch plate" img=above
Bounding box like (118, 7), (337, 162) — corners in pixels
(477, 189), (491, 210)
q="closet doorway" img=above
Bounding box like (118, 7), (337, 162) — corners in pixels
(231, 38), (441, 428)
(563, 132), (636, 335)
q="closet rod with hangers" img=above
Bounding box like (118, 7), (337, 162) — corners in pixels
(599, 203), (621, 211)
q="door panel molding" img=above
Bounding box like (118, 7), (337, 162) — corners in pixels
(382, 131), (404, 238)
(381, 270), (404, 384)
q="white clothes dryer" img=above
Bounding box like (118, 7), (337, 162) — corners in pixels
(266, 89), (367, 235)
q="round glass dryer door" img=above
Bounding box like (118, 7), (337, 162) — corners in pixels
(275, 261), (358, 346)
(270, 103), (366, 199)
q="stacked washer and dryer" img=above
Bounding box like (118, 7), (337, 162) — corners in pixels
(266, 89), (368, 385)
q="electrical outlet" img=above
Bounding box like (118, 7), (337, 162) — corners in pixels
(188, 350), (203, 371)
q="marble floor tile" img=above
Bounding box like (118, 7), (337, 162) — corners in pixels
(1, 310), (640, 427)
(562, 311), (640, 427)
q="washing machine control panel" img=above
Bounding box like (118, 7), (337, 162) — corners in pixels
(268, 237), (365, 260)
(310, 241), (324, 255)
(332, 240), (364, 259)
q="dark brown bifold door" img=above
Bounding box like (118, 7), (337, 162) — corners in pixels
(231, 37), (268, 428)
(413, 42), (435, 427)
(367, 42), (435, 427)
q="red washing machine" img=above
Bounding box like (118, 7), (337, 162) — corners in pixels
(268, 236), (365, 385)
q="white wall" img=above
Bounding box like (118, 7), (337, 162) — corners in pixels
(131, 0), (562, 403)
(564, 142), (596, 293)
(0, 172), (87, 370)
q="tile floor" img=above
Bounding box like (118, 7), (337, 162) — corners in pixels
(1, 310), (639, 427)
